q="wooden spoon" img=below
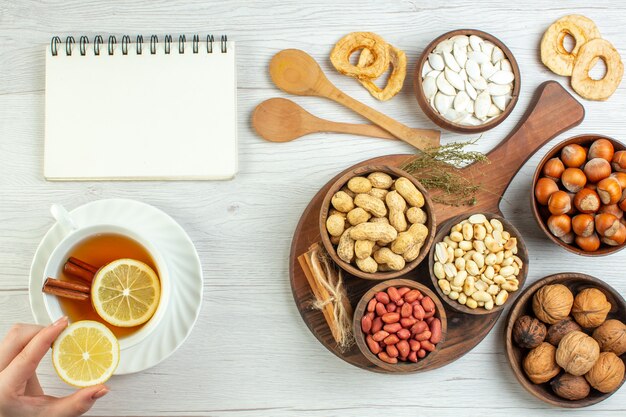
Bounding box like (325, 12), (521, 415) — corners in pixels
(269, 49), (441, 151)
(252, 98), (402, 142)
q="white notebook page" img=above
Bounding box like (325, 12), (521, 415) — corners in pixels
(44, 39), (237, 180)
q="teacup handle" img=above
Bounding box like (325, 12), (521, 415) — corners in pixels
(50, 204), (78, 234)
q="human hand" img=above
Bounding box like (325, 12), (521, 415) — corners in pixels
(0, 317), (108, 417)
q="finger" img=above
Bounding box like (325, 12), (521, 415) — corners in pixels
(25, 374), (44, 396)
(1, 316), (68, 386)
(0, 323), (44, 370)
(45, 385), (109, 417)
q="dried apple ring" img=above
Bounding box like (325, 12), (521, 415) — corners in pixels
(541, 14), (601, 76)
(571, 38), (624, 101)
(330, 32), (389, 79)
(356, 45), (406, 101)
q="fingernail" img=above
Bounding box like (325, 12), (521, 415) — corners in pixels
(53, 316), (68, 326)
(92, 387), (109, 400)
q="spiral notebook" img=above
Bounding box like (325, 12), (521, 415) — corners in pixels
(44, 35), (237, 180)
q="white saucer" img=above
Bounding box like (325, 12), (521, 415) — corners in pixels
(29, 199), (203, 374)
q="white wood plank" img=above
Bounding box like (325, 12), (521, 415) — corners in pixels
(0, 0), (625, 415)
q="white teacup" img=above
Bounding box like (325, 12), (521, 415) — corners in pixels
(43, 204), (170, 350)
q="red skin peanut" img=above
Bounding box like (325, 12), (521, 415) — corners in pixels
(366, 335), (380, 354)
(397, 287), (411, 297)
(429, 318), (442, 344)
(409, 340), (421, 352)
(397, 329), (411, 340)
(371, 317), (383, 334)
(361, 316), (372, 333)
(381, 312), (400, 324)
(375, 292), (390, 304)
(378, 351), (398, 364)
(387, 287), (401, 303)
(413, 304), (425, 321)
(383, 323), (402, 333)
(397, 340), (410, 357)
(367, 298), (377, 312)
(401, 303), (413, 318)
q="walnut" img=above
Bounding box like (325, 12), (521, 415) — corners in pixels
(532, 284), (574, 324)
(556, 331), (600, 376)
(551, 373), (591, 400)
(546, 318), (582, 346)
(513, 315), (547, 348)
(584, 352), (625, 393)
(572, 288), (611, 328)
(593, 319), (626, 356)
(523, 342), (561, 384)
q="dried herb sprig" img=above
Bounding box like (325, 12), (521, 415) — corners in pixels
(401, 139), (489, 206)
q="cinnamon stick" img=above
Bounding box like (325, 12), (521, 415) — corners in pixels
(42, 278), (90, 301)
(68, 257), (98, 274)
(44, 277), (90, 293)
(63, 257), (98, 282)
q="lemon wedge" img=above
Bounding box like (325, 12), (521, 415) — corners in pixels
(91, 258), (161, 327)
(52, 320), (120, 387)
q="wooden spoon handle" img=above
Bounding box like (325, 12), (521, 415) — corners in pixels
(325, 87), (441, 150)
(320, 120), (397, 139)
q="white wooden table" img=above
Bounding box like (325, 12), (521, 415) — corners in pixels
(1, 0), (625, 415)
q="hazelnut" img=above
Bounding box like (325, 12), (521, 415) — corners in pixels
(548, 191), (572, 215)
(597, 177), (623, 205)
(535, 178), (559, 206)
(523, 342), (561, 384)
(585, 352), (625, 393)
(542, 158), (565, 181)
(612, 150), (626, 172)
(559, 232), (575, 244)
(513, 315), (547, 349)
(533, 284), (574, 324)
(602, 224), (626, 246)
(598, 204), (624, 220)
(546, 318), (582, 346)
(551, 373), (591, 400)
(561, 168), (587, 193)
(556, 331), (600, 376)
(573, 188), (601, 213)
(572, 288), (611, 328)
(595, 213), (621, 238)
(611, 172), (626, 200)
(588, 138), (615, 162)
(561, 144), (587, 168)
(575, 233), (601, 252)
(572, 214), (595, 237)
(547, 214), (571, 238)
(593, 319), (626, 356)
(584, 158), (612, 183)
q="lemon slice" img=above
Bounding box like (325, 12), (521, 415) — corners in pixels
(91, 258), (161, 327)
(52, 320), (120, 387)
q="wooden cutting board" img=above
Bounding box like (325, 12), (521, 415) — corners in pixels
(289, 81), (585, 372)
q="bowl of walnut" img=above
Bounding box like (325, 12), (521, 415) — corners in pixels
(505, 273), (626, 407)
(319, 165), (436, 280)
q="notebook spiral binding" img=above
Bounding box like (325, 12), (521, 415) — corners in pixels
(50, 34), (228, 56)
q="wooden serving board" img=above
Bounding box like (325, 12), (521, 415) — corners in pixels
(289, 81), (585, 372)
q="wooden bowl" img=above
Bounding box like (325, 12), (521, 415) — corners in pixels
(531, 134), (626, 257)
(413, 29), (521, 134)
(319, 165), (436, 280)
(505, 273), (626, 408)
(428, 213), (529, 315)
(353, 278), (447, 372)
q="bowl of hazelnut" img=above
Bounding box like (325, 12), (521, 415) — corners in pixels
(505, 273), (626, 407)
(531, 134), (626, 256)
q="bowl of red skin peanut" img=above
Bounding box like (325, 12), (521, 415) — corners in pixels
(353, 278), (447, 372)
